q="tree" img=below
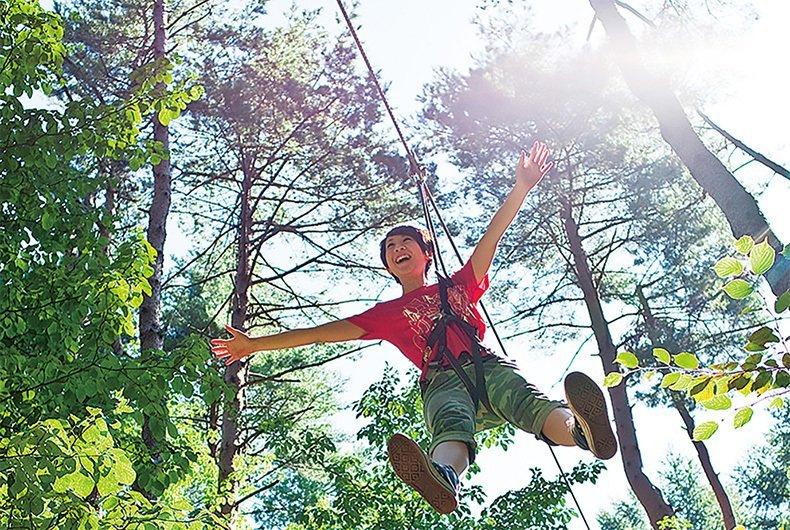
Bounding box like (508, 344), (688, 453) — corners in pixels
(585, 0), (790, 297)
(0, 0), (212, 526)
(733, 407), (790, 529)
(171, 6), (415, 523)
(598, 454), (726, 530)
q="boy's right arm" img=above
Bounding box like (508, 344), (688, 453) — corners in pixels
(211, 320), (366, 366)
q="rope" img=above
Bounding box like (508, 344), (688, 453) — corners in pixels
(334, 1), (592, 527)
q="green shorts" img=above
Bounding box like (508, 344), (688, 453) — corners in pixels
(421, 355), (564, 463)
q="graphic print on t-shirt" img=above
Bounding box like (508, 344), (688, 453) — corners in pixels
(345, 260), (489, 372)
(402, 283), (478, 364)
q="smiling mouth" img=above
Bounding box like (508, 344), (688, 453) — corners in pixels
(395, 254), (411, 264)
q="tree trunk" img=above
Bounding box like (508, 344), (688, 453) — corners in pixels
(218, 151), (253, 522)
(636, 286), (738, 529)
(587, 0), (789, 296)
(138, 0), (170, 482)
(562, 201), (675, 528)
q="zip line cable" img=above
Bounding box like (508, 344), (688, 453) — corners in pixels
(334, 1), (592, 527)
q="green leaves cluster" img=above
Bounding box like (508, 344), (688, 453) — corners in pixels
(0, 407), (212, 528)
(604, 236), (790, 441)
(1, 1), (213, 526)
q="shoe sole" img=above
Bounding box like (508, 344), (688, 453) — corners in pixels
(387, 433), (458, 514)
(564, 372), (618, 460)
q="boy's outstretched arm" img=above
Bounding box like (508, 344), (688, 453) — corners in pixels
(469, 141), (553, 282)
(210, 320), (365, 366)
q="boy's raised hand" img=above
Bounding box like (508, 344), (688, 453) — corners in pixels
(516, 140), (554, 189)
(210, 324), (253, 366)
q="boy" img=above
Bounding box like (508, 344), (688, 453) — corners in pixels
(210, 141), (617, 514)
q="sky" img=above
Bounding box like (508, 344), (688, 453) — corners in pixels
(32, 0), (789, 526)
(256, 0), (790, 527)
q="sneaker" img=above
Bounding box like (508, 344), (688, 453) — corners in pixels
(387, 433), (459, 514)
(564, 371), (618, 460)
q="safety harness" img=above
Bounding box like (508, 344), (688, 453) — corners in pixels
(424, 275), (492, 413)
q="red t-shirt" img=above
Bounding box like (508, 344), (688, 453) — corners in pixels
(346, 260), (490, 377)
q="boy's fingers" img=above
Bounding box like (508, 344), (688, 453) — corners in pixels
(224, 324), (238, 336)
(538, 148), (550, 167)
(210, 338), (227, 345)
(532, 142), (546, 163)
(541, 161), (555, 175)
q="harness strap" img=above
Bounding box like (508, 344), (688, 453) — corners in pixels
(425, 276), (492, 412)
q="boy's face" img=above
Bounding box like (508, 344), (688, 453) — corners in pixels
(384, 234), (430, 282)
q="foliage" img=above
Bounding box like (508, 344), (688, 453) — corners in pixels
(597, 496), (648, 530)
(605, 236), (790, 440)
(733, 407), (790, 528)
(598, 454), (742, 530)
(0, 0), (210, 525)
(0, 407), (213, 528)
(657, 455), (723, 529)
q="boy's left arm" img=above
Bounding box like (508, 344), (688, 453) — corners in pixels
(470, 141), (553, 282)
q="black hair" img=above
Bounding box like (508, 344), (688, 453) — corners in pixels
(379, 225), (434, 284)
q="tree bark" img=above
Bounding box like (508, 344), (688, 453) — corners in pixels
(562, 200), (675, 528)
(218, 150), (253, 522)
(587, 0), (790, 296)
(138, 0), (170, 483)
(636, 286), (738, 529)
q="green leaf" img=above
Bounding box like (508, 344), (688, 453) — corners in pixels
(722, 279), (753, 300)
(701, 395), (732, 410)
(110, 449), (136, 486)
(670, 374), (695, 391)
(734, 235), (754, 255)
(157, 108), (172, 126)
(603, 372), (623, 388)
(712, 257), (743, 278)
(41, 210), (55, 230)
(745, 353), (763, 365)
(674, 352), (700, 370)
(744, 341), (767, 352)
(728, 375), (750, 391)
(97, 472), (120, 497)
(769, 397), (784, 409)
(692, 421), (719, 441)
(615, 352), (639, 369)
(734, 407), (753, 429)
(660, 372), (681, 388)
(60, 471), (94, 499)
(109, 279), (130, 302)
(748, 326), (780, 347)
(753, 370), (773, 391)
(782, 244), (790, 259)
(653, 348), (671, 365)
(775, 291), (790, 313)
(749, 239), (775, 275)
(691, 379), (715, 401)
